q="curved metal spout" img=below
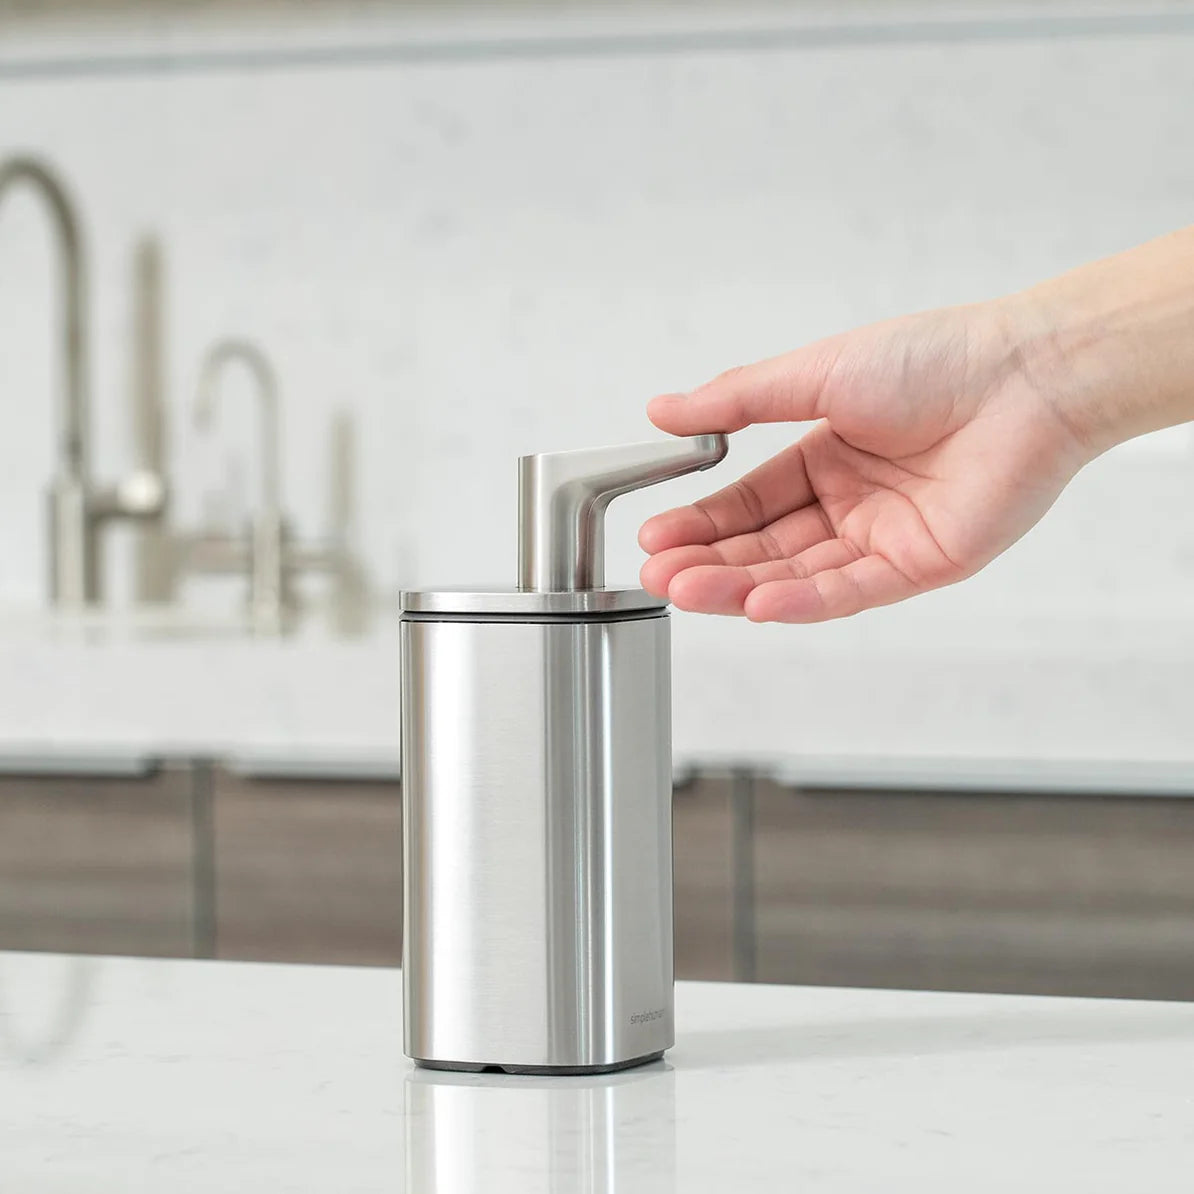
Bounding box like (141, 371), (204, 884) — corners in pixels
(519, 433), (728, 592)
(193, 337), (285, 634)
(193, 338), (281, 529)
(0, 155), (88, 481)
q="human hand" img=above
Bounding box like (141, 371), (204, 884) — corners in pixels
(638, 299), (1096, 622)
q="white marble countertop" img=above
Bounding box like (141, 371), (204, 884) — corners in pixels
(3, 605), (1194, 780)
(1, 952), (1191, 1191)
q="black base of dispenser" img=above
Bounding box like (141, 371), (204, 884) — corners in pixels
(414, 1050), (665, 1076)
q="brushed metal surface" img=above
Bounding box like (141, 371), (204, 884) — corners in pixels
(401, 611), (674, 1071)
(518, 434), (727, 592)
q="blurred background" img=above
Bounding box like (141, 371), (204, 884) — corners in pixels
(2, 0), (1194, 1000)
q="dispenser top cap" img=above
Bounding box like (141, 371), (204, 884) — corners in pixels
(399, 587), (666, 617)
(518, 433), (728, 593)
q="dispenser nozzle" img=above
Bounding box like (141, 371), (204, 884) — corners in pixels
(518, 433), (728, 593)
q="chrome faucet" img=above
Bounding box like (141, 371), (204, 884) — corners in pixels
(186, 338), (367, 635)
(285, 408), (371, 636)
(0, 155), (166, 608)
(193, 338), (287, 636)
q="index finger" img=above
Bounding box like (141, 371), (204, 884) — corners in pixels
(646, 343), (838, 437)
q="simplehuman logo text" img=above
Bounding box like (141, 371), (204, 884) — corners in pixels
(629, 1008), (666, 1026)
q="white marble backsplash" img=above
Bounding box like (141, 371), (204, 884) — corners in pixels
(1, 3), (1193, 757)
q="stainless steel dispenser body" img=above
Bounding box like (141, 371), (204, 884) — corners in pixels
(401, 590), (673, 1073)
(401, 431), (727, 1074)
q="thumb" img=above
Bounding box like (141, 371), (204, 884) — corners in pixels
(646, 343), (837, 436)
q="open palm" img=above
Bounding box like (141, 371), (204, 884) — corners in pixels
(639, 304), (1094, 622)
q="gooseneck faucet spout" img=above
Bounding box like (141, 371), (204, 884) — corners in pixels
(1, 154), (166, 608)
(194, 338), (281, 532)
(0, 155), (87, 484)
(193, 338), (285, 634)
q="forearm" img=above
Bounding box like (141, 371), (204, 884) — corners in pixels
(1006, 226), (1194, 455)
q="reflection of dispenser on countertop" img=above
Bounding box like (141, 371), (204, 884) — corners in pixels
(400, 432), (728, 1074)
(405, 1059), (677, 1190)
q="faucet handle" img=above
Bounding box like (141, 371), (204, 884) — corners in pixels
(518, 433), (728, 592)
(91, 469), (168, 522)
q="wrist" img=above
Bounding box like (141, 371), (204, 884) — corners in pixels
(1001, 228), (1194, 458)
(989, 287), (1113, 461)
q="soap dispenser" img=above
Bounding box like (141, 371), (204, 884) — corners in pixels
(400, 432), (728, 1073)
